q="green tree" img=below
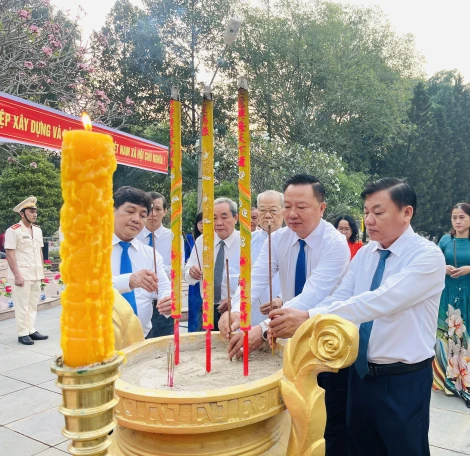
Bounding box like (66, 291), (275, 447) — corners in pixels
(214, 135), (368, 220)
(379, 81), (455, 238)
(91, 0), (166, 129)
(0, 150), (62, 236)
(225, 0), (421, 173)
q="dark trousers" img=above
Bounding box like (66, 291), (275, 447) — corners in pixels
(317, 367), (350, 456)
(347, 364), (432, 456)
(188, 283), (202, 332)
(146, 302), (174, 339)
(213, 305), (221, 332)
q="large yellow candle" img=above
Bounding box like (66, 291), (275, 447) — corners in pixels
(170, 88), (182, 319)
(60, 118), (117, 368)
(238, 77), (252, 332)
(201, 86), (215, 332)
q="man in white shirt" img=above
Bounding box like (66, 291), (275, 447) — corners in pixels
(219, 175), (350, 456)
(136, 191), (174, 337)
(137, 192), (171, 271)
(183, 197), (240, 331)
(251, 206), (260, 232)
(111, 186), (172, 338)
(269, 178), (446, 456)
(250, 190), (283, 325)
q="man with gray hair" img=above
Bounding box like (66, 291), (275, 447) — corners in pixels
(250, 190), (284, 324)
(183, 197), (240, 330)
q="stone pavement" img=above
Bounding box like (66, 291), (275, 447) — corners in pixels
(0, 306), (469, 455)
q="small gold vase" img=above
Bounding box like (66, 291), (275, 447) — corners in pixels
(51, 355), (124, 456)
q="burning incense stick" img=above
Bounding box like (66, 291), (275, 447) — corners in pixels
(268, 221), (274, 355)
(184, 233), (202, 269)
(167, 340), (175, 387)
(225, 258), (232, 353)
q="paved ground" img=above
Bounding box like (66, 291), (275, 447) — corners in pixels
(0, 306), (469, 455)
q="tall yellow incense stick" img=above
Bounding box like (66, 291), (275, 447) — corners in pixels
(60, 114), (117, 368)
(201, 86), (215, 372)
(238, 77), (251, 376)
(170, 87), (182, 365)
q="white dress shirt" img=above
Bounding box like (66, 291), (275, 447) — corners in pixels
(231, 219), (350, 313)
(183, 230), (240, 301)
(250, 229), (282, 325)
(306, 226), (446, 364)
(111, 234), (171, 337)
(137, 224), (171, 264)
(137, 225), (185, 278)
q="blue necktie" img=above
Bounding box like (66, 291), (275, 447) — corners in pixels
(294, 239), (307, 296)
(355, 249), (391, 378)
(119, 241), (138, 315)
(148, 232), (153, 247)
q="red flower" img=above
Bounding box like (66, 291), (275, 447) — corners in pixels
(43, 278), (50, 283)
(44, 260), (52, 264)
(5, 286), (12, 293)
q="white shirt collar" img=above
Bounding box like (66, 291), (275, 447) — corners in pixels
(291, 218), (325, 248)
(112, 233), (141, 248)
(370, 225), (414, 258)
(215, 229), (238, 248)
(142, 224), (165, 238)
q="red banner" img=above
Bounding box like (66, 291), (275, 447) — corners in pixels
(0, 92), (168, 173)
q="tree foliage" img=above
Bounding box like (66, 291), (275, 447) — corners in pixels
(0, 149), (61, 236)
(0, 0), (132, 124)
(226, 0), (422, 173)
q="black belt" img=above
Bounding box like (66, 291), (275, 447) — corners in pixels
(366, 357), (434, 377)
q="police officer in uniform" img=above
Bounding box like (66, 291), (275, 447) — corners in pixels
(4, 197), (49, 345)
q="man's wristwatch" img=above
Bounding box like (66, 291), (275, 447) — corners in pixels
(259, 321), (269, 341)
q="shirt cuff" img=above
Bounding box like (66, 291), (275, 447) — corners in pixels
(308, 306), (329, 318)
(113, 273), (132, 293)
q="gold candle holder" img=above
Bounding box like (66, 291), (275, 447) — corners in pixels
(51, 354), (124, 456)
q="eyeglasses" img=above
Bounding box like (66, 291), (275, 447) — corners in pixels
(259, 208), (282, 215)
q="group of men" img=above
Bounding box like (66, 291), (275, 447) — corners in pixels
(4, 172), (445, 456)
(187, 174), (445, 456)
(4, 188), (175, 346)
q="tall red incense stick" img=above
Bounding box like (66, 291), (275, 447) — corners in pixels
(169, 87), (182, 365)
(238, 76), (252, 377)
(201, 86), (215, 373)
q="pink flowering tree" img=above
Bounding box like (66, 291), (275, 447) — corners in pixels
(0, 0), (133, 128)
(0, 0), (134, 171)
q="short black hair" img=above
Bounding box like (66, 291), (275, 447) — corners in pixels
(148, 191), (168, 210)
(334, 215), (359, 242)
(283, 174), (325, 202)
(113, 186), (152, 214)
(360, 178), (417, 216)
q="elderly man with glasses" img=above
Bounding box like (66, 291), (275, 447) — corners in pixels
(250, 190), (284, 325)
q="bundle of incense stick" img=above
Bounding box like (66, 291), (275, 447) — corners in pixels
(225, 258), (232, 355)
(167, 340), (175, 387)
(268, 221), (274, 355)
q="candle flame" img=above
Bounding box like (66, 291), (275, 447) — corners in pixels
(81, 112), (92, 131)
